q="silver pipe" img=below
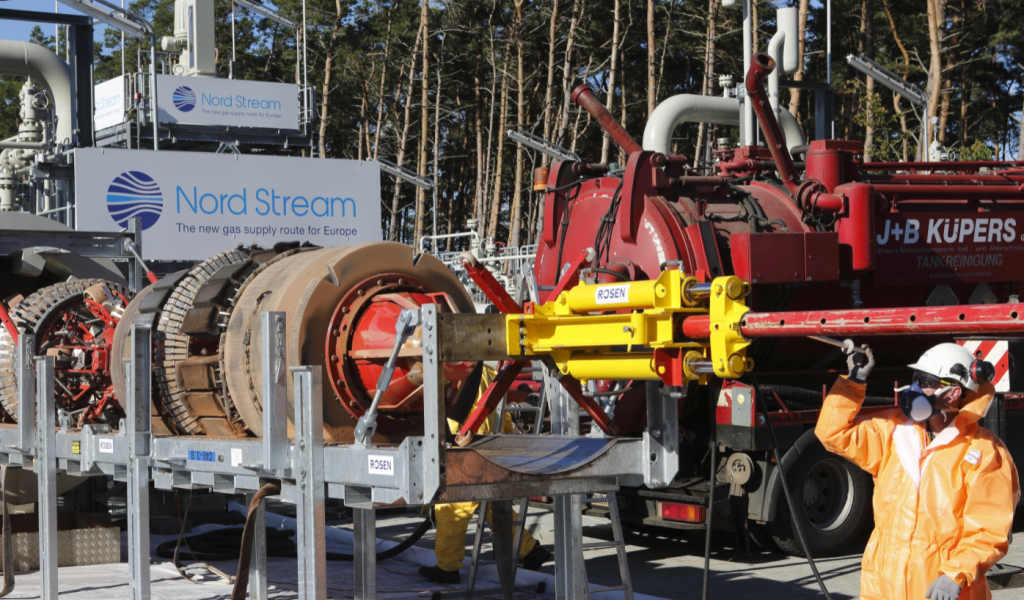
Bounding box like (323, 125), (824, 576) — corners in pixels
(688, 282), (714, 297)
(642, 94), (807, 155)
(0, 40), (73, 145)
(687, 360), (716, 375)
(0, 141), (50, 150)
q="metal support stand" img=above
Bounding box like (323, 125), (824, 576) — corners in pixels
(127, 315), (153, 600)
(248, 492), (268, 600)
(35, 356), (57, 598)
(643, 381), (680, 488)
(293, 366), (327, 600)
(547, 369), (590, 600)
(126, 218), (145, 295)
(260, 311), (289, 470)
(353, 507), (376, 600)
(14, 334), (34, 454)
(421, 304), (445, 503)
(0, 308), (654, 600)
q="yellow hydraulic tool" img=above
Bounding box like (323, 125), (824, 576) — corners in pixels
(505, 269), (752, 385)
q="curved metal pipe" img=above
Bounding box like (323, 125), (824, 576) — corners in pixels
(767, 7), (799, 113)
(642, 94), (806, 155)
(0, 41), (73, 146)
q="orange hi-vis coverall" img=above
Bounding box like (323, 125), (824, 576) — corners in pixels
(815, 376), (1019, 600)
(433, 367), (539, 572)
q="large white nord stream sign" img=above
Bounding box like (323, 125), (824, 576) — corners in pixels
(75, 148), (381, 261)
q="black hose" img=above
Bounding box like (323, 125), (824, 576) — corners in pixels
(702, 387), (718, 600)
(762, 384), (893, 408)
(749, 373), (834, 600)
(585, 267), (631, 281)
(158, 511), (433, 563)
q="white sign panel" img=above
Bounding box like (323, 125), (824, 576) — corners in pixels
(368, 455), (394, 476)
(156, 75), (299, 129)
(94, 76), (125, 131)
(75, 148), (381, 261)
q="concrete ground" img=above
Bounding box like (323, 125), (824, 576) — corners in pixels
(374, 504), (1024, 600)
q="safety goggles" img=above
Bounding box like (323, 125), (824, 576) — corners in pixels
(912, 372), (956, 390)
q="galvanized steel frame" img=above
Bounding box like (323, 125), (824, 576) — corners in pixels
(0, 304), (657, 600)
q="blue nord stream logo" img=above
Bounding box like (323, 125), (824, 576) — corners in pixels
(173, 86), (196, 112)
(106, 171), (163, 230)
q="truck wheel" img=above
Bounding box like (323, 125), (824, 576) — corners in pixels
(767, 441), (873, 557)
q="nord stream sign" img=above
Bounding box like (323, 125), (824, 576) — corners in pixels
(93, 75), (299, 130)
(74, 148), (381, 260)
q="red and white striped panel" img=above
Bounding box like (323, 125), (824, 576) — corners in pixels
(957, 340), (1010, 392)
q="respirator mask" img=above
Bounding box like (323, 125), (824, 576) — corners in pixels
(897, 361), (996, 423)
(897, 378), (952, 423)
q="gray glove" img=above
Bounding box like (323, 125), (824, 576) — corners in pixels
(925, 574), (961, 600)
(844, 341), (875, 384)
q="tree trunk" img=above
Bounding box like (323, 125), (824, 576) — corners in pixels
(487, 65), (510, 241)
(263, 26), (277, 77)
(571, 57), (595, 154)
(695, 0), (718, 169)
(431, 41), (445, 248)
(555, 0), (584, 147)
(354, 56), (374, 161)
(542, 0), (560, 161)
(883, 0), (911, 161)
(372, 11), (394, 160)
(317, 1), (343, 159)
(415, 0), (430, 250)
(656, 0), (679, 103)
(859, 0), (874, 162)
(938, 14), (959, 144)
(481, 20), (500, 232)
(788, 0), (809, 118)
(925, 0), (945, 158)
(647, 0), (656, 117)
(473, 46), (485, 237)
(619, 0), (629, 166)
(751, 0), (759, 52)
(602, 0), (621, 164)
(387, 29), (424, 242)
(510, 0), (527, 247)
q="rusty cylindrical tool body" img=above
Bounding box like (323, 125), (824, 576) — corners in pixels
(571, 84), (643, 155)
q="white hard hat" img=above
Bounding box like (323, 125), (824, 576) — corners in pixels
(908, 343), (978, 392)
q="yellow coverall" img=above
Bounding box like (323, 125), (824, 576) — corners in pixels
(433, 366), (539, 572)
(815, 376), (1019, 600)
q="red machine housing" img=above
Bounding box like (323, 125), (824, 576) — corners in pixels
(540, 52), (1024, 434)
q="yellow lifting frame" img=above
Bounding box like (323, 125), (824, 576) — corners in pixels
(505, 270), (752, 382)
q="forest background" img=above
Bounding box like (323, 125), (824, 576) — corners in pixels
(3, 0), (1023, 250)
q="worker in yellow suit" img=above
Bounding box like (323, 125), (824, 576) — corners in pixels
(419, 365), (552, 584)
(816, 342), (1019, 600)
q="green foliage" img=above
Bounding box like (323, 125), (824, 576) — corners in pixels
(3, 0), (1024, 243)
(957, 140), (995, 161)
(853, 90), (911, 162)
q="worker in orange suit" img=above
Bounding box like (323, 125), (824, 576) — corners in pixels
(816, 342), (1018, 600)
(418, 365), (552, 585)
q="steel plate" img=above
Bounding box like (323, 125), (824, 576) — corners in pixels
(464, 435), (617, 475)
